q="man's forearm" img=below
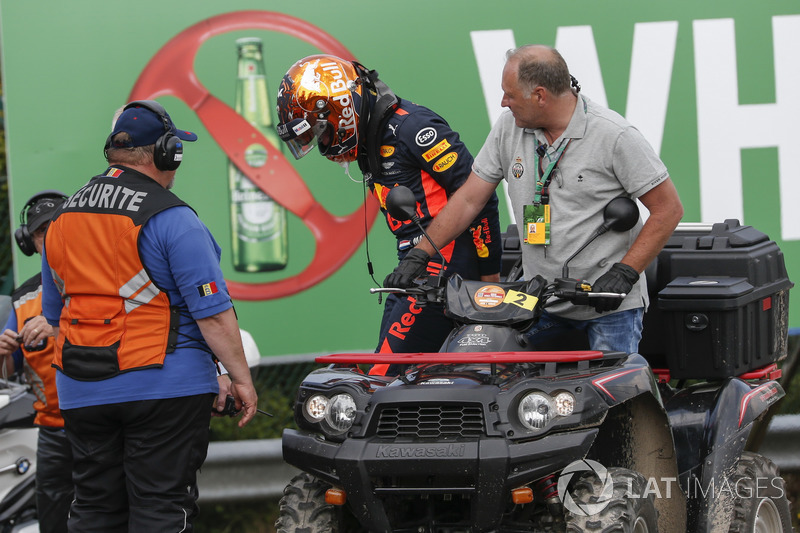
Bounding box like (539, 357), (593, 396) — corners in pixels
(196, 308), (253, 387)
(621, 179), (684, 272)
(417, 173), (499, 256)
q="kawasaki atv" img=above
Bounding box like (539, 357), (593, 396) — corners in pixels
(276, 187), (794, 533)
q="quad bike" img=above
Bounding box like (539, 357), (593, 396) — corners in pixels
(277, 186), (795, 532)
(0, 377), (38, 533)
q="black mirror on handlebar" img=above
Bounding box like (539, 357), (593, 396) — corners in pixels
(385, 186), (419, 222)
(385, 186), (447, 275)
(562, 196), (639, 278)
(602, 197), (639, 233)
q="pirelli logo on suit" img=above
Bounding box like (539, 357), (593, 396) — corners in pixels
(422, 139), (451, 162)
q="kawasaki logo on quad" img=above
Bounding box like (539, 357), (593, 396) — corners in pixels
(376, 444), (466, 458)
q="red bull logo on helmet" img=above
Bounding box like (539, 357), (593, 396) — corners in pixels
(321, 60), (357, 137)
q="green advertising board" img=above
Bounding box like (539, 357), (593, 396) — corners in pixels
(1, 0), (798, 357)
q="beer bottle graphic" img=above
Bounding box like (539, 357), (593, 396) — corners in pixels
(228, 37), (289, 272)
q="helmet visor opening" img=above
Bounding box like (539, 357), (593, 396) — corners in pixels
(285, 136), (318, 160)
(277, 118), (329, 160)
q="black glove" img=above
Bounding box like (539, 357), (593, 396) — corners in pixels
(384, 248), (431, 288)
(590, 263), (639, 313)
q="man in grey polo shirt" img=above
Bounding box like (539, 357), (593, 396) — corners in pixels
(385, 44), (683, 353)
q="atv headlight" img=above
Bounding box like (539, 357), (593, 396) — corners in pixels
(518, 392), (553, 430)
(325, 393), (357, 434)
(553, 391), (575, 417)
(305, 394), (329, 422)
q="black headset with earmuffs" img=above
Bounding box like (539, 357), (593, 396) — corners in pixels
(104, 100), (183, 171)
(14, 190), (67, 256)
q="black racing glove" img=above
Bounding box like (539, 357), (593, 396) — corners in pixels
(383, 248), (431, 288)
(590, 263), (639, 313)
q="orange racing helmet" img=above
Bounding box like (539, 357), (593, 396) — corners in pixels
(276, 55), (365, 164)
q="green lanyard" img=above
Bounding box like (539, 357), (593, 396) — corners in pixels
(533, 139), (571, 205)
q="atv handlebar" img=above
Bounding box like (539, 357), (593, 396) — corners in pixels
(372, 276), (626, 310)
(370, 280), (446, 306)
(550, 277), (626, 305)
(369, 287), (418, 294)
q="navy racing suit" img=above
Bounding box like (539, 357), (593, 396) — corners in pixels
(367, 98), (502, 364)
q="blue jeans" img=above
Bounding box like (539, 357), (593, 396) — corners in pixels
(525, 308), (644, 353)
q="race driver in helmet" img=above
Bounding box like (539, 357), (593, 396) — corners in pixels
(276, 55), (502, 369)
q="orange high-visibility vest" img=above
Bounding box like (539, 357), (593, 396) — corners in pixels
(46, 167), (188, 381)
(11, 274), (62, 427)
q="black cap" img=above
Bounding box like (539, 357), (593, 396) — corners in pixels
(27, 196), (64, 232)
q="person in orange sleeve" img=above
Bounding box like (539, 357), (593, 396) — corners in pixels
(0, 190), (71, 533)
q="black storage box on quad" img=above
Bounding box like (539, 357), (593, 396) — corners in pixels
(639, 219), (793, 380)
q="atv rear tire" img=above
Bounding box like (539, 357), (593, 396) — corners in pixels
(275, 472), (343, 533)
(564, 467), (657, 533)
(727, 452), (792, 533)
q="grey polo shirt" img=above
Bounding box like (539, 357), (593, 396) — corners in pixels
(473, 94), (669, 320)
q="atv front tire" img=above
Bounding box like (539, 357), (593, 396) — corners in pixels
(727, 452), (793, 533)
(275, 472), (343, 533)
(565, 467), (657, 533)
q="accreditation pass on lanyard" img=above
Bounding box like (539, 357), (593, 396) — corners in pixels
(523, 139), (570, 245)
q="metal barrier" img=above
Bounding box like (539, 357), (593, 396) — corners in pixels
(197, 414), (800, 502)
(197, 439), (298, 502)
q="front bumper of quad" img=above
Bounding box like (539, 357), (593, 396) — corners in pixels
(282, 427), (598, 532)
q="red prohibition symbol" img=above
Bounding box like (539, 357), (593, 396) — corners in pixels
(129, 11), (380, 300)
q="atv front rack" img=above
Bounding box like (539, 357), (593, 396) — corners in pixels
(317, 351), (615, 380)
(316, 351), (605, 364)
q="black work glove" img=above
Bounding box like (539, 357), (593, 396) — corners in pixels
(590, 263), (639, 313)
(383, 248), (431, 288)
